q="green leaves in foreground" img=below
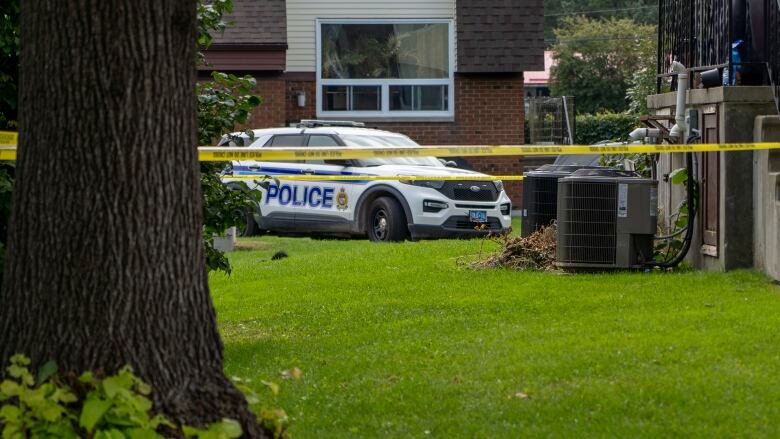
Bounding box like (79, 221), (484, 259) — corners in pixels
(0, 355), (249, 439)
(76, 367), (170, 438)
(0, 355), (79, 438)
(182, 418), (242, 439)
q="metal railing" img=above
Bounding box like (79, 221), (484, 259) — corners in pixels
(657, 0), (731, 91)
(527, 96), (576, 146)
(657, 0), (780, 112)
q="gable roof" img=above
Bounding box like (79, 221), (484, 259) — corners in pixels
(210, 0), (287, 47)
(456, 0), (545, 72)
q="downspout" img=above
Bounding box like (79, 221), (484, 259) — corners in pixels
(668, 61), (688, 142)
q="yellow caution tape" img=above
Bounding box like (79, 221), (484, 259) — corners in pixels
(1, 142), (778, 162)
(0, 131), (18, 147)
(200, 142), (780, 161)
(223, 174), (525, 181)
(0, 147), (15, 161)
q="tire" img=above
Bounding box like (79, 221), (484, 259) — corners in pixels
(235, 207), (261, 237)
(366, 196), (408, 242)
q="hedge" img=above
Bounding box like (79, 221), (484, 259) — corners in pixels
(575, 112), (640, 145)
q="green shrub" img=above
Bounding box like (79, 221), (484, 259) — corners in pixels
(0, 355), (290, 439)
(574, 112), (639, 145)
(600, 153), (654, 178)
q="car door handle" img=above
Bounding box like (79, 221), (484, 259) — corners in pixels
(302, 169), (314, 175)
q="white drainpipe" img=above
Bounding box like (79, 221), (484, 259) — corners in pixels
(628, 127), (662, 141)
(668, 61), (688, 141)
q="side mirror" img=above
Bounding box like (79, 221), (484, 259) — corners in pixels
(444, 160), (458, 168)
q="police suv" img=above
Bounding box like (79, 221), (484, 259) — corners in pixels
(222, 121), (512, 242)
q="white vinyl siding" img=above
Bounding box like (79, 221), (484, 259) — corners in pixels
(286, 0), (456, 72)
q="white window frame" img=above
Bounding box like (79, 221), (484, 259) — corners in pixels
(316, 18), (455, 120)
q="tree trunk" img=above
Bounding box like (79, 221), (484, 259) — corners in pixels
(0, 1), (264, 436)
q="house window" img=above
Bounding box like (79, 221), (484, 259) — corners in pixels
(317, 20), (454, 119)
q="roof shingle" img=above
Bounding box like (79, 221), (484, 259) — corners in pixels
(456, 0), (544, 73)
(211, 0), (287, 47)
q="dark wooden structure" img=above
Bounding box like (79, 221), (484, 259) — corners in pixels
(657, 0), (780, 114)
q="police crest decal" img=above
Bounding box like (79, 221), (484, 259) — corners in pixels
(336, 187), (349, 210)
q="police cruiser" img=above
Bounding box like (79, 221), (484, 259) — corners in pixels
(221, 120), (512, 242)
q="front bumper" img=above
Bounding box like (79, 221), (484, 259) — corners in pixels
(409, 215), (511, 239)
(403, 185), (512, 239)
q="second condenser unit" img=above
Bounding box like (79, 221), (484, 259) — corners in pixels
(521, 155), (602, 237)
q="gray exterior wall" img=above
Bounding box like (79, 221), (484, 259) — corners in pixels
(753, 116), (780, 281)
(647, 86), (777, 276)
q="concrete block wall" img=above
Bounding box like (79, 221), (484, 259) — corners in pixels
(753, 116), (780, 281)
(648, 86), (777, 272)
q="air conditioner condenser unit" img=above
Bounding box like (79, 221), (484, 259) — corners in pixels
(521, 164), (603, 237)
(556, 169), (658, 269)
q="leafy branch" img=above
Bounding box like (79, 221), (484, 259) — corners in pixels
(196, 1), (264, 274)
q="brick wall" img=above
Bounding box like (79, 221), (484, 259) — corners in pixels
(245, 75), (287, 128)
(286, 80), (316, 125)
(251, 73), (526, 204)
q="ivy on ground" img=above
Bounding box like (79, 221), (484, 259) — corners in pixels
(0, 355), (291, 439)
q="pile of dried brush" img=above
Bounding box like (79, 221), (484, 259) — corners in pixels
(474, 224), (558, 271)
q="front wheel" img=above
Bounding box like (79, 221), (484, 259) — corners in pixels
(366, 197), (408, 242)
(235, 207), (261, 237)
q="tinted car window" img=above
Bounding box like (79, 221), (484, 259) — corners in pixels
(307, 135), (340, 147)
(339, 134), (443, 167)
(268, 135), (306, 147)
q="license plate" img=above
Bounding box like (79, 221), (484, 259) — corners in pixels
(469, 210), (487, 223)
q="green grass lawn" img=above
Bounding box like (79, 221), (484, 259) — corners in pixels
(210, 229), (780, 438)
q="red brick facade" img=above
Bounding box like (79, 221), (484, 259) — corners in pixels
(245, 75), (287, 128)
(285, 79), (317, 124)
(245, 73), (525, 204)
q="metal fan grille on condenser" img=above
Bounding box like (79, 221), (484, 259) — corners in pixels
(557, 181), (618, 265)
(520, 161), (603, 237)
(521, 176), (559, 236)
(556, 168), (658, 269)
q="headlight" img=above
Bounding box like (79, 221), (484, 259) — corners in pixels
(493, 180), (504, 192)
(399, 179), (445, 189)
(423, 200), (449, 212)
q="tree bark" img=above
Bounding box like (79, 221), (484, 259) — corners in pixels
(0, 0), (264, 436)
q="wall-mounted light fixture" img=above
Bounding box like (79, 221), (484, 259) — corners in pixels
(296, 91), (306, 108)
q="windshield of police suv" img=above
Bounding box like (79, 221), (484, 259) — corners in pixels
(339, 134), (444, 167)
